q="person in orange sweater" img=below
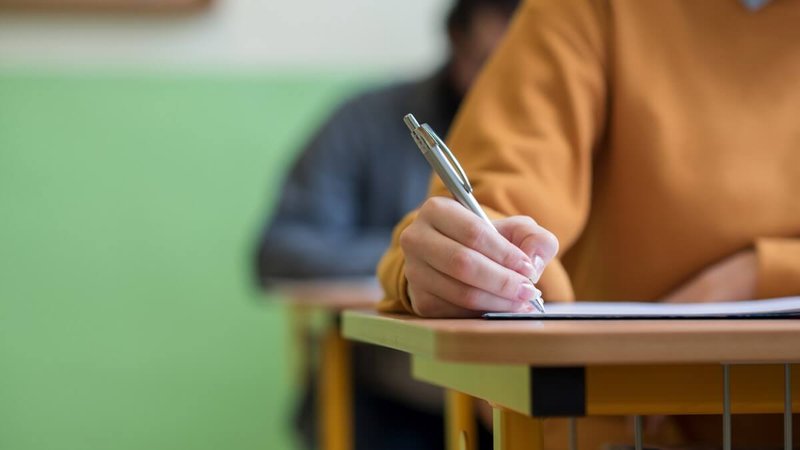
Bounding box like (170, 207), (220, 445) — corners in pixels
(377, 0), (800, 447)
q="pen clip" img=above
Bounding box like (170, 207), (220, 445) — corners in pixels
(421, 124), (473, 194)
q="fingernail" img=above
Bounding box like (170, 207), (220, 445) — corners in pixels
(514, 301), (536, 313)
(516, 282), (536, 302)
(532, 255), (545, 283)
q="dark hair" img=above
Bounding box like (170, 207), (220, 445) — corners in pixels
(446, 0), (521, 33)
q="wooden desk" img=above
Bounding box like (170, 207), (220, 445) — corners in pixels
(275, 280), (381, 450)
(343, 311), (800, 450)
(275, 279), (383, 311)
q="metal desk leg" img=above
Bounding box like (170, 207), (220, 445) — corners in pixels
(723, 364), (731, 450)
(446, 390), (476, 450)
(785, 364), (793, 450)
(318, 321), (353, 450)
(633, 415), (643, 450)
(492, 407), (544, 450)
(568, 418), (577, 450)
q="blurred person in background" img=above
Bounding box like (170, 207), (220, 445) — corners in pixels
(254, 0), (519, 449)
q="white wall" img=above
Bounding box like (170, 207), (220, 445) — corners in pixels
(0, 0), (451, 76)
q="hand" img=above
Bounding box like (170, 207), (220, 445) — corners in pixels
(663, 250), (757, 303)
(400, 196), (559, 317)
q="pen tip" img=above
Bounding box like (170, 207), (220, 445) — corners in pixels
(531, 297), (546, 314)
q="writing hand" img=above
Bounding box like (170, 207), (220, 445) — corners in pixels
(400, 196), (559, 317)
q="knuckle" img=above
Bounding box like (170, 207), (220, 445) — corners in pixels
(500, 247), (523, 269)
(423, 196), (447, 215)
(448, 249), (474, 279)
(411, 293), (439, 318)
(504, 215), (536, 231)
(398, 227), (418, 251)
(419, 199), (433, 216)
(463, 222), (486, 248)
(519, 215), (537, 227)
(498, 273), (517, 298)
(460, 287), (482, 310)
(399, 228), (411, 248)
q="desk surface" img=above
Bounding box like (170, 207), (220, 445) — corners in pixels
(274, 279), (382, 310)
(343, 310), (800, 365)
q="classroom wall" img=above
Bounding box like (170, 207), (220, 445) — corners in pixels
(0, 1), (450, 450)
(0, 0), (449, 74)
(0, 72), (359, 450)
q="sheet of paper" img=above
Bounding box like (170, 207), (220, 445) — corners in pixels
(484, 296), (800, 319)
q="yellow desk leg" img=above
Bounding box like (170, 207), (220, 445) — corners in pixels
(318, 321), (353, 450)
(289, 304), (313, 386)
(493, 407), (544, 450)
(446, 390), (476, 450)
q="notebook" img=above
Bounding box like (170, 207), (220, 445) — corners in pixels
(483, 296), (800, 320)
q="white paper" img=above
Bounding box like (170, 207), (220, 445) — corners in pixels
(488, 296), (800, 318)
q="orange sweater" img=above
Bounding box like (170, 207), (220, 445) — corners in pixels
(378, 0), (800, 314)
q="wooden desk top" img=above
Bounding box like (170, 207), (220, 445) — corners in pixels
(343, 310), (800, 366)
(273, 279), (382, 310)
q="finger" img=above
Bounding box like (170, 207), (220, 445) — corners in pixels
(409, 226), (540, 303)
(421, 197), (535, 278)
(407, 258), (538, 314)
(406, 258), (480, 317)
(495, 216), (559, 282)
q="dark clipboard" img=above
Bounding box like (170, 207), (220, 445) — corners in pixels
(483, 311), (800, 320)
(483, 298), (800, 320)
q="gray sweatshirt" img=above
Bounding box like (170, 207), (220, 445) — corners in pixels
(256, 70), (457, 280)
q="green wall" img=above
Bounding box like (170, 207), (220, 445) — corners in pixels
(0, 71), (365, 450)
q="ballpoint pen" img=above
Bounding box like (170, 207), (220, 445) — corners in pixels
(403, 113), (546, 314)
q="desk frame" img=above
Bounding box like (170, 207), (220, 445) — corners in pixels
(415, 358), (798, 450)
(344, 312), (800, 450)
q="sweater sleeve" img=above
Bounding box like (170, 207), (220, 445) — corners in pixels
(378, 0), (610, 313)
(755, 238), (800, 299)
